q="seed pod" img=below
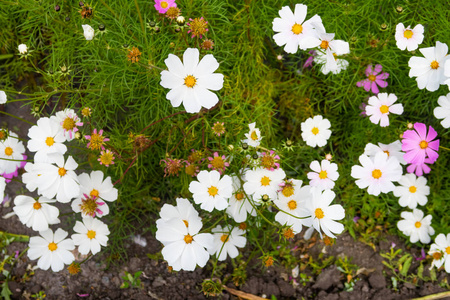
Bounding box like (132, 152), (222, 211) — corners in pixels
(55, 5), (60, 12)
(176, 16), (185, 26)
(79, 1), (84, 7)
(99, 24), (105, 31)
(65, 16), (70, 21)
(252, 154), (258, 160)
(148, 21), (156, 27)
(242, 143), (248, 150)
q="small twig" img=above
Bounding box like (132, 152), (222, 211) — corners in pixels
(412, 291), (450, 300)
(223, 285), (268, 300)
(140, 111), (186, 133)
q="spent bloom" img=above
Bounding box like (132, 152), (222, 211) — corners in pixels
(434, 93), (450, 128)
(365, 93), (403, 127)
(397, 209), (434, 244)
(395, 23), (424, 51)
(208, 226), (246, 261)
(72, 193), (108, 218)
(272, 4), (322, 54)
(154, 0), (176, 14)
(408, 41), (449, 92)
(161, 157), (183, 177)
(307, 160), (339, 191)
(27, 228), (75, 272)
(160, 48), (224, 113)
(189, 170), (232, 212)
(18, 44), (28, 54)
(401, 122), (439, 168)
(259, 150), (280, 171)
(85, 129), (109, 151)
(82, 24), (95, 40)
(428, 234), (450, 273)
(207, 152), (229, 174)
(301, 115), (331, 148)
(98, 149), (115, 167)
(242, 122), (262, 148)
(187, 17), (208, 39)
(393, 174), (430, 209)
(356, 64), (389, 94)
(351, 152), (402, 196)
(211, 122), (225, 136)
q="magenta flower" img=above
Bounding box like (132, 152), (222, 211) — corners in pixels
(356, 64), (389, 94)
(406, 158), (433, 177)
(402, 123), (439, 166)
(154, 0), (176, 14)
(207, 152), (229, 174)
(303, 50), (317, 69)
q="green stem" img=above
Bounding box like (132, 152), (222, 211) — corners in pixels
(0, 231), (30, 242)
(0, 111), (34, 125)
(439, 145), (450, 151)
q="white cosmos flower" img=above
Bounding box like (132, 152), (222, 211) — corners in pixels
(160, 48), (224, 113)
(72, 218), (110, 255)
(13, 196), (60, 231)
(77, 170), (118, 202)
(434, 93), (450, 128)
(350, 152), (402, 196)
(27, 154), (79, 203)
(428, 233), (450, 273)
(158, 197), (199, 223)
(156, 217), (213, 271)
(408, 41), (449, 92)
(307, 160), (339, 191)
(0, 91), (6, 104)
(0, 132), (26, 174)
(397, 209), (434, 244)
(314, 49), (349, 75)
(226, 175), (256, 223)
(0, 176), (6, 205)
(302, 188), (345, 239)
(243, 167), (286, 202)
(301, 115), (331, 148)
(365, 93), (403, 127)
(363, 140), (406, 165)
(52, 109), (83, 141)
(18, 44), (28, 54)
(189, 170), (232, 212)
(82, 24), (95, 40)
(241, 122), (262, 148)
(393, 174), (429, 209)
(208, 225), (246, 261)
(395, 23), (424, 51)
(272, 4), (322, 54)
(27, 117), (67, 163)
(27, 228), (75, 272)
(274, 179), (311, 234)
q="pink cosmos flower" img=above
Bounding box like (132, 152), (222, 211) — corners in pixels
(207, 152), (229, 174)
(406, 158), (433, 177)
(154, 0), (176, 14)
(356, 64), (389, 94)
(402, 123), (439, 166)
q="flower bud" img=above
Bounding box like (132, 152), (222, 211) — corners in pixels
(176, 16), (185, 26)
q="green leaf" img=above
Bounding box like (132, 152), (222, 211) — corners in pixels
(1, 281), (12, 300)
(400, 256), (412, 277)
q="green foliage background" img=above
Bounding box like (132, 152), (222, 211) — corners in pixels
(1, 0), (449, 258)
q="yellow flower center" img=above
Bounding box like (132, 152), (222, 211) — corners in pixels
(58, 167), (67, 176)
(87, 230), (96, 239)
(211, 156), (225, 169)
(62, 117), (76, 131)
(184, 234), (193, 244)
(80, 197), (98, 216)
(89, 133), (106, 150)
(403, 30), (413, 39)
(48, 242), (58, 251)
(379, 105), (389, 114)
(409, 186), (417, 193)
(184, 75), (197, 88)
(291, 23), (303, 35)
(100, 151), (114, 165)
(250, 130), (259, 141)
(414, 221), (422, 228)
(282, 186), (294, 197)
(383, 150), (390, 156)
(90, 189), (99, 198)
(183, 220), (189, 227)
(33, 202), (42, 210)
(446, 247), (450, 255)
(320, 40), (329, 49)
(260, 176), (271, 186)
(433, 252), (442, 260)
(46, 137), (55, 146)
(235, 192), (244, 201)
(372, 169), (382, 179)
(261, 155), (276, 169)
(419, 140), (428, 149)
(161, 1), (168, 8)
(220, 234), (229, 243)
(315, 208), (324, 219)
(311, 127), (319, 135)
(287, 200), (297, 210)
(4, 146), (13, 156)
(430, 60), (439, 69)
(81, 107), (91, 117)
(319, 170), (328, 179)
(208, 186), (218, 197)
(368, 74), (377, 82)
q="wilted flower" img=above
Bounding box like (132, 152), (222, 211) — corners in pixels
(187, 17), (208, 39)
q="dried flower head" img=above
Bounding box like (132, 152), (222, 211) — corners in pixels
(187, 149), (203, 163)
(81, 107), (92, 117)
(85, 129), (109, 151)
(187, 17), (208, 39)
(207, 152), (229, 174)
(80, 5), (93, 19)
(263, 255), (274, 267)
(211, 122), (225, 136)
(239, 222), (247, 231)
(98, 149), (115, 167)
(68, 262), (81, 275)
(165, 7), (181, 20)
(185, 162), (199, 177)
(201, 39), (215, 50)
(160, 158), (183, 176)
(79, 193), (105, 217)
(260, 150), (280, 171)
(0, 129), (8, 141)
(282, 227), (295, 240)
(127, 47), (142, 63)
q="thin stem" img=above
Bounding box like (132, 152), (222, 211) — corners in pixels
(439, 145), (450, 151)
(0, 111), (34, 125)
(140, 111), (186, 133)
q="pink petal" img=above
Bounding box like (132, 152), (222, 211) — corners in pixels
(427, 139), (440, 151)
(365, 65), (373, 77)
(425, 125), (438, 141)
(373, 64), (383, 75)
(370, 81), (379, 94)
(414, 123), (427, 140)
(375, 79), (388, 88)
